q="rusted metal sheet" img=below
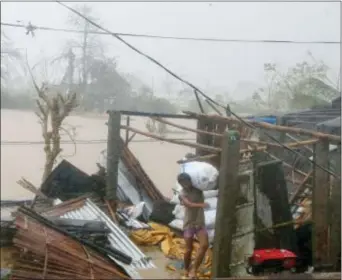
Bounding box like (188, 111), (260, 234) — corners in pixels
(43, 197), (155, 279)
(11, 209), (130, 280)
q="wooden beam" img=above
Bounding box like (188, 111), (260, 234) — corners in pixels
(106, 111), (122, 209)
(329, 144), (341, 269)
(312, 140), (330, 266)
(183, 111), (341, 143)
(177, 153), (218, 164)
(120, 125), (221, 153)
(152, 117), (318, 149)
(212, 130), (241, 278)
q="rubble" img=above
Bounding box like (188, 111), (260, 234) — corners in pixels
(11, 206), (130, 279)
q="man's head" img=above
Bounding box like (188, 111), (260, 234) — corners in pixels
(177, 173), (193, 190)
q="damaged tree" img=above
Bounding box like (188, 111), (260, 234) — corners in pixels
(32, 81), (78, 181)
(35, 84), (78, 181)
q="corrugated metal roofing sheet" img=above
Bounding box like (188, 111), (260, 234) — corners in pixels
(45, 198), (155, 279)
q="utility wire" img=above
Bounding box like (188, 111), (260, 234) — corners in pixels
(57, 1), (340, 180)
(1, 138), (197, 146)
(1, 21), (340, 45)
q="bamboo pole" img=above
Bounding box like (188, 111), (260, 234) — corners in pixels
(152, 117), (319, 149)
(183, 111), (341, 142)
(120, 125), (221, 153)
(121, 125), (273, 155)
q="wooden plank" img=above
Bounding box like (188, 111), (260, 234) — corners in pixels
(106, 111), (122, 209)
(312, 140), (330, 266)
(212, 130), (241, 278)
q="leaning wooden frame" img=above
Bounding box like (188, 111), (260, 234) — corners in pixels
(106, 109), (341, 278)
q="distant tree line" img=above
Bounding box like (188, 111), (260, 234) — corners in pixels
(1, 6), (339, 115)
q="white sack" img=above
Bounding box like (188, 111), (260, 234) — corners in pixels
(172, 198), (218, 220)
(207, 229), (215, 244)
(205, 197), (218, 209)
(205, 209), (217, 229)
(203, 190), (219, 199)
(182, 161), (218, 191)
(168, 219), (184, 231)
(170, 189), (218, 205)
(171, 208), (217, 228)
(124, 202), (145, 219)
(170, 183), (183, 204)
(172, 204), (184, 219)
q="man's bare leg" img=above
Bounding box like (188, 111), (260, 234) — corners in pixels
(184, 236), (194, 276)
(189, 229), (209, 278)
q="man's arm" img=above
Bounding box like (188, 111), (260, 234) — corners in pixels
(179, 194), (207, 208)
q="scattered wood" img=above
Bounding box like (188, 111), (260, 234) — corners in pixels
(17, 178), (49, 200)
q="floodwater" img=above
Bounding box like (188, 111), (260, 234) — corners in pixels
(1, 109), (196, 200)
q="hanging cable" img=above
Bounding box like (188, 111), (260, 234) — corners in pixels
(57, 2), (341, 179)
(14, 2), (340, 179)
(1, 21), (340, 45)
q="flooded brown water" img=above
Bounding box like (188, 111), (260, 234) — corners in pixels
(1, 109), (196, 200)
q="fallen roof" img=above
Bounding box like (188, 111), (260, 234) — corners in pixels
(31, 139), (164, 214)
(43, 197), (156, 279)
(11, 206), (130, 279)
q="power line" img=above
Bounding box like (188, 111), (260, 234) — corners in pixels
(1, 21), (340, 45)
(0, 138), (197, 146)
(58, 2), (340, 180)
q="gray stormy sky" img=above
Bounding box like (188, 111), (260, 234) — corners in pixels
(1, 1), (341, 100)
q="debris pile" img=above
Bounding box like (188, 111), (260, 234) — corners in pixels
(1, 144), (162, 279)
(12, 207), (130, 280)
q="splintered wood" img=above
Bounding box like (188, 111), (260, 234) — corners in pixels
(11, 213), (129, 280)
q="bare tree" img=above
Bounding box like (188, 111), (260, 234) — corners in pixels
(28, 63), (78, 181)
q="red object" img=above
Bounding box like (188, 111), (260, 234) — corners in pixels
(249, 248), (297, 268)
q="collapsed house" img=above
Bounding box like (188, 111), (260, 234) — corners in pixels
(1, 105), (340, 279)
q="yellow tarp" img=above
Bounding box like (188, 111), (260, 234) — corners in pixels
(0, 246), (18, 269)
(130, 222), (212, 278)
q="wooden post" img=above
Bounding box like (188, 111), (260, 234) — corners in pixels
(276, 116), (286, 143)
(212, 130), (241, 278)
(329, 144), (341, 269)
(312, 139), (330, 266)
(212, 122), (227, 167)
(196, 118), (206, 156)
(125, 116), (130, 145)
(106, 111), (122, 212)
